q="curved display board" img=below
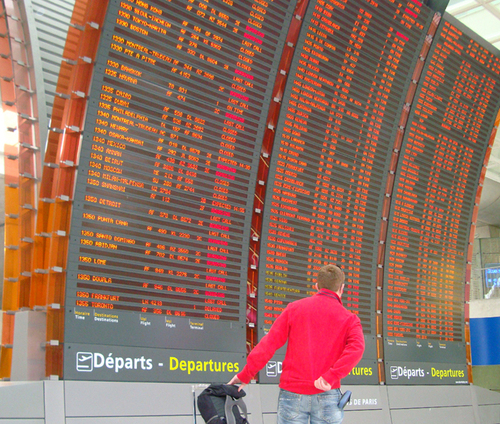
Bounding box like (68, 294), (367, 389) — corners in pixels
(59, 0), (500, 385)
(63, 0), (295, 382)
(383, 14), (500, 385)
(257, 0), (432, 384)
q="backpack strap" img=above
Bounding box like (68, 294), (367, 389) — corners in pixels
(224, 396), (248, 424)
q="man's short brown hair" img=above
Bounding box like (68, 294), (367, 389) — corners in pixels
(317, 264), (345, 292)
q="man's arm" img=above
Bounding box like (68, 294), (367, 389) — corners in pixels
(321, 316), (365, 387)
(229, 305), (291, 385)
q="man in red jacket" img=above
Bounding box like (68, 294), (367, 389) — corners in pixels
(228, 264), (365, 423)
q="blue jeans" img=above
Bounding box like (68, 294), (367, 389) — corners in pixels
(277, 389), (344, 424)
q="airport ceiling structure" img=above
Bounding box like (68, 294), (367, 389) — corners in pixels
(446, 0), (500, 228)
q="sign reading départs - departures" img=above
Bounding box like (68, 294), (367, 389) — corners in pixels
(67, 344), (245, 382)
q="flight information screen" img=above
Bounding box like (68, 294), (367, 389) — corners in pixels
(257, 0), (432, 384)
(64, 0), (295, 382)
(383, 14), (500, 384)
(59, 0), (500, 385)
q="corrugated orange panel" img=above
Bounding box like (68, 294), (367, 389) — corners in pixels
(3, 145), (19, 187)
(18, 275), (31, 310)
(19, 201), (35, 236)
(0, 46), (13, 71)
(3, 249), (19, 288)
(56, 164), (77, 199)
(53, 199), (72, 235)
(30, 200), (55, 308)
(378, 362), (386, 384)
(45, 344), (63, 377)
(0, 4), (7, 30)
(376, 314), (383, 336)
(1, 313), (14, 344)
(0, 41), (11, 64)
(43, 129), (65, 167)
(30, 274), (49, 310)
(4, 194), (18, 226)
(32, 233), (50, 271)
(20, 239), (33, 270)
(376, 337), (384, 362)
(49, 236), (69, 275)
(0, 347), (13, 379)
(46, 309), (65, 342)
(1, 278), (19, 312)
(0, 80), (15, 112)
(53, 60), (75, 95)
(38, 167), (57, 203)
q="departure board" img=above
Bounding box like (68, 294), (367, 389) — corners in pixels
(63, 0), (295, 382)
(257, 0), (432, 384)
(57, 0), (500, 386)
(383, 14), (500, 385)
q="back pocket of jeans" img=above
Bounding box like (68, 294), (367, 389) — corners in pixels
(278, 391), (301, 420)
(318, 393), (343, 424)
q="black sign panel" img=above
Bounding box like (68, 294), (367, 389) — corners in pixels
(382, 13), (500, 377)
(64, 343), (245, 382)
(61, 0), (500, 386)
(257, 0), (433, 383)
(64, 0), (295, 381)
(385, 360), (468, 385)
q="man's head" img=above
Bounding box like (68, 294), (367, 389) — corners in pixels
(316, 264), (345, 293)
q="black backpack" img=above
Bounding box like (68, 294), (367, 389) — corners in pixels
(197, 384), (249, 424)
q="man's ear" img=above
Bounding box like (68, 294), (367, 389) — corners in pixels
(315, 282), (319, 291)
(338, 284), (345, 297)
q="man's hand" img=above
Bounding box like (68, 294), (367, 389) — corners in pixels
(228, 375), (246, 391)
(314, 376), (332, 391)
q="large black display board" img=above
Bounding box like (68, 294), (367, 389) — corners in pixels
(257, 0), (433, 384)
(64, 0), (295, 381)
(59, 0), (500, 386)
(382, 14), (500, 385)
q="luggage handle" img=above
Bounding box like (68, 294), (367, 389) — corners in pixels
(224, 396), (248, 424)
